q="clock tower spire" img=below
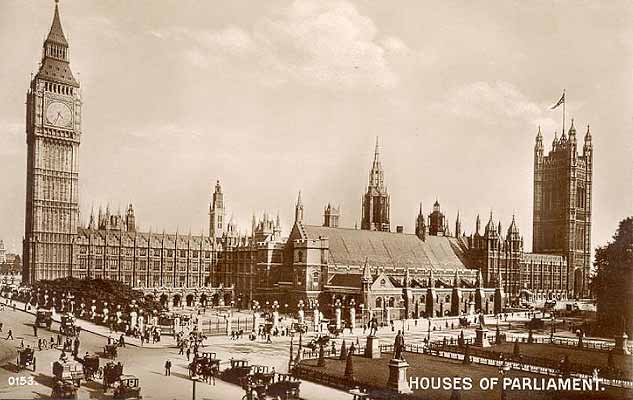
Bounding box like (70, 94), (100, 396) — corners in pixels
(23, 0), (82, 284)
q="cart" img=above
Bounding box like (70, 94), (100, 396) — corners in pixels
(103, 361), (124, 389)
(16, 348), (36, 371)
(266, 373), (301, 399)
(51, 379), (78, 400)
(53, 361), (84, 386)
(113, 374), (142, 399)
(221, 359), (253, 385)
(83, 353), (100, 380)
(104, 343), (118, 359)
(60, 314), (79, 336)
(35, 309), (53, 329)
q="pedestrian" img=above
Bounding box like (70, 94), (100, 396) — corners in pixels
(186, 347), (191, 361)
(178, 344), (184, 355)
(57, 334), (62, 347)
(50, 336), (55, 348)
(6, 329), (13, 340)
(33, 324), (38, 337)
(266, 334), (272, 344)
(38, 338), (42, 351)
(164, 359), (172, 376)
(0, 322), (3, 332)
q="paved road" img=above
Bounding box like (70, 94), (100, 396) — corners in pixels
(0, 307), (350, 399)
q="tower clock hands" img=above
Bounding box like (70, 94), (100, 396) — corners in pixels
(54, 111), (63, 125)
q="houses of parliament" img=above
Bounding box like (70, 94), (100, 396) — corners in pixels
(22, 3), (592, 312)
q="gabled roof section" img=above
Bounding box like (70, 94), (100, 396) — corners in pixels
(301, 224), (471, 270)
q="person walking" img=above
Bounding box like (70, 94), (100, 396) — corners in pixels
(38, 338), (42, 351)
(186, 347), (191, 361)
(164, 359), (172, 376)
(6, 329), (13, 340)
(33, 324), (38, 337)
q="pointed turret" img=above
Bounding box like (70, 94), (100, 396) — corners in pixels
(484, 212), (496, 237)
(415, 203), (426, 241)
(294, 191), (304, 223)
(506, 214), (520, 240)
(404, 268), (411, 288)
(552, 131), (558, 150)
(568, 118), (577, 144)
(88, 206), (96, 230)
(455, 211), (462, 238)
(583, 124), (593, 155)
(361, 259), (372, 284)
(453, 270), (460, 288)
(475, 214), (481, 235)
(428, 269), (435, 288)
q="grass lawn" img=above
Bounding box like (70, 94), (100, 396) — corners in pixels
(299, 352), (631, 400)
(489, 343), (633, 374)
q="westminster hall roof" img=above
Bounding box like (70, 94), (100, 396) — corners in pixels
(297, 224), (473, 271)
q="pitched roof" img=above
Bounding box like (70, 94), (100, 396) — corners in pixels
(46, 4), (68, 46)
(300, 224), (471, 271)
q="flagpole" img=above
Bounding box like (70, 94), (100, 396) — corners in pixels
(562, 89), (566, 135)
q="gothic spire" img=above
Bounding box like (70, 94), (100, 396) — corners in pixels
(46, 1), (68, 46)
(368, 137), (384, 189)
(475, 214), (481, 235)
(294, 190), (304, 223)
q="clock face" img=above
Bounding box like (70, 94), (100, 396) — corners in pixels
(46, 102), (72, 128)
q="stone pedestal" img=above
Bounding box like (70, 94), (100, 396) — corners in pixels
(387, 359), (412, 394)
(335, 307), (342, 330)
(130, 312), (138, 329)
(613, 333), (631, 355)
(273, 311), (279, 328)
(474, 327), (491, 347)
(364, 335), (381, 359)
(298, 309), (305, 324)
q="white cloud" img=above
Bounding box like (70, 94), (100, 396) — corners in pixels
(433, 81), (557, 132)
(155, 0), (405, 89)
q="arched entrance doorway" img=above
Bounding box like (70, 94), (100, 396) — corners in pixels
(200, 294), (208, 307)
(173, 294), (181, 307)
(159, 294), (169, 308)
(212, 293), (219, 306)
(186, 294), (195, 307)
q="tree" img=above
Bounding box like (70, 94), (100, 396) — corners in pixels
(591, 217), (633, 336)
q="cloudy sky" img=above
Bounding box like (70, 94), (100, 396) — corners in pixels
(1, 0), (631, 254)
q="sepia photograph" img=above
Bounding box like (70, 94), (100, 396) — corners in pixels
(0, 0), (632, 399)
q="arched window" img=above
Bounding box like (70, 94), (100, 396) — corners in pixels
(376, 297), (382, 308)
(445, 295), (450, 303)
(388, 297), (395, 307)
(297, 251), (303, 263)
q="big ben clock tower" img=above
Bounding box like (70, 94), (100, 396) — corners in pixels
(23, 1), (82, 284)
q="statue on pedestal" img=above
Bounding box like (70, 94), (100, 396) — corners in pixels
(394, 330), (405, 361)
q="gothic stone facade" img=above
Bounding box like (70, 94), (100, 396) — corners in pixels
(23, 4), (81, 284)
(533, 123), (593, 297)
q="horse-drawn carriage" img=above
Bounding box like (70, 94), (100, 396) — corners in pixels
(35, 309), (53, 329)
(240, 372), (302, 400)
(103, 361), (124, 389)
(104, 343), (118, 359)
(51, 378), (78, 400)
(60, 314), (80, 336)
(82, 353), (100, 380)
(526, 318), (545, 330)
(326, 322), (344, 337)
(222, 359), (254, 384)
(16, 347), (36, 371)
(290, 322), (308, 335)
(53, 360), (84, 386)
(113, 374), (142, 399)
(266, 373), (301, 399)
(188, 352), (220, 382)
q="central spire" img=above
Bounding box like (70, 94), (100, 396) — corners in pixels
(368, 136), (384, 189)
